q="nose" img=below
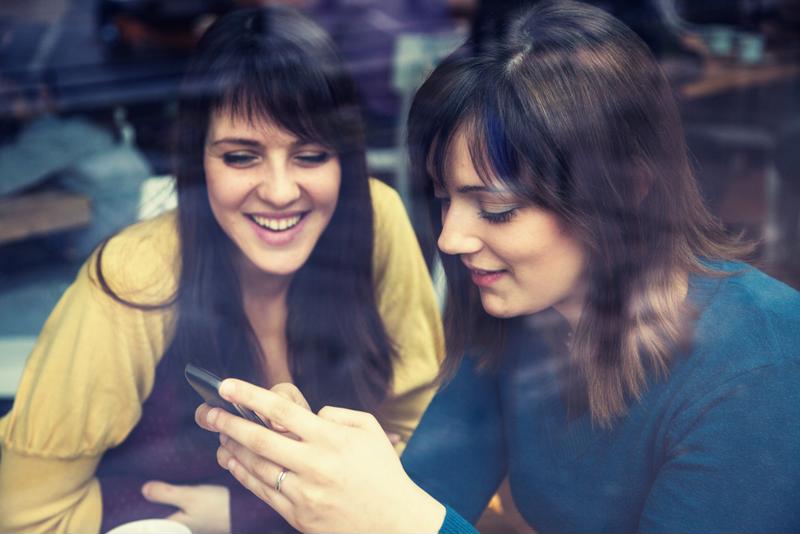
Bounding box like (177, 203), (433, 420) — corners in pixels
(437, 204), (482, 256)
(255, 165), (301, 209)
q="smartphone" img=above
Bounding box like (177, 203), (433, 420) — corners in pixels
(185, 363), (267, 427)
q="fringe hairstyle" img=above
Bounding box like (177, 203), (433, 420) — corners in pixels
(407, 0), (751, 427)
(96, 6), (394, 413)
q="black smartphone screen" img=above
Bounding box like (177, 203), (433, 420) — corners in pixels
(185, 363), (267, 427)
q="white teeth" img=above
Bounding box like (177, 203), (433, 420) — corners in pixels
(251, 214), (302, 232)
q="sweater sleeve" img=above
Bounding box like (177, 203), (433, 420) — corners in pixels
(402, 356), (507, 525)
(0, 214), (178, 533)
(440, 505), (480, 534)
(368, 179), (444, 455)
(638, 359), (800, 532)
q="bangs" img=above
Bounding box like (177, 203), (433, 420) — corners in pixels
(425, 82), (556, 207)
(208, 49), (340, 149)
(427, 113), (517, 194)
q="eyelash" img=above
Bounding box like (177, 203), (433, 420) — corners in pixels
(438, 198), (519, 225)
(222, 151), (331, 167)
(480, 208), (518, 224)
(223, 153), (257, 166)
(295, 152), (330, 165)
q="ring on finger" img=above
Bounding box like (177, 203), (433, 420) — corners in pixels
(275, 468), (289, 493)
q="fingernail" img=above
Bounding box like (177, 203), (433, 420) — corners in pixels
(207, 408), (219, 426)
(220, 380), (233, 398)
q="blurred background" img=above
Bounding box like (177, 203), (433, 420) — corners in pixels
(0, 1), (798, 526)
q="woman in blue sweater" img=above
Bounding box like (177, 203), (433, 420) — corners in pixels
(194, 1), (800, 532)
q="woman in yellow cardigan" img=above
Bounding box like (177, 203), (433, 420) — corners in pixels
(0, 7), (443, 533)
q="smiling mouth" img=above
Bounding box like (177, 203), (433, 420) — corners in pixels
(471, 268), (505, 275)
(248, 213), (307, 232)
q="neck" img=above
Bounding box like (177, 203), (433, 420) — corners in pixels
(552, 279), (588, 332)
(236, 255), (293, 303)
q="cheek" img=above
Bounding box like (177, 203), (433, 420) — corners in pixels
(309, 166), (342, 213)
(204, 159), (249, 212)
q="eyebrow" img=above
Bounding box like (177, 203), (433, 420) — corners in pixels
(434, 184), (511, 197)
(208, 137), (329, 150)
(458, 185), (493, 193)
(209, 137), (263, 148)
(457, 185), (511, 195)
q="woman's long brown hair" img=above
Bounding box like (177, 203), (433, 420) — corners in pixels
(407, 0), (752, 427)
(97, 7), (394, 413)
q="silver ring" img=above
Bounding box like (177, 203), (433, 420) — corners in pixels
(275, 468), (288, 493)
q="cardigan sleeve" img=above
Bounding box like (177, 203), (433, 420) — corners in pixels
(0, 214), (179, 533)
(638, 359), (800, 532)
(368, 179), (445, 455)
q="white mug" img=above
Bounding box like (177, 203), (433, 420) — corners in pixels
(106, 518), (192, 534)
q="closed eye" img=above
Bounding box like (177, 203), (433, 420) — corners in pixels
(295, 151), (332, 166)
(222, 153), (259, 167)
(479, 208), (518, 224)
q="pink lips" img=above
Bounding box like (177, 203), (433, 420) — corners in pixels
(468, 268), (506, 287)
(247, 213), (308, 246)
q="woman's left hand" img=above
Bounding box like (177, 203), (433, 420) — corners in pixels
(142, 481), (231, 534)
(196, 379), (445, 533)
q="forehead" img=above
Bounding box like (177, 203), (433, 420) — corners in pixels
(432, 128), (508, 193)
(206, 107), (299, 144)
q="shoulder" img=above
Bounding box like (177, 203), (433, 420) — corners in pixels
(694, 262), (800, 363)
(368, 177), (406, 226)
(367, 178), (418, 273)
(670, 262), (800, 399)
(89, 210), (180, 305)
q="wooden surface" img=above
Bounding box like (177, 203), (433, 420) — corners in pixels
(0, 190), (91, 245)
(680, 59), (800, 100)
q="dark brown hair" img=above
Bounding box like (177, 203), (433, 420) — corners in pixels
(408, 0), (751, 426)
(97, 6), (394, 412)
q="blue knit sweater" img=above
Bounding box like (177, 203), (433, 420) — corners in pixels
(403, 263), (800, 532)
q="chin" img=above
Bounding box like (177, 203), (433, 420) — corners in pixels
(246, 250), (312, 279)
(255, 259), (307, 277)
(479, 295), (519, 319)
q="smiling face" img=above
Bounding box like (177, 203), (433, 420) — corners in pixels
(204, 108), (341, 286)
(435, 130), (587, 324)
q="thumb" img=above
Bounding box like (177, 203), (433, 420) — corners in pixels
(142, 481), (189, 508)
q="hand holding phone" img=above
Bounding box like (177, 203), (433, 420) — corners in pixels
(185, 363), (267, 427)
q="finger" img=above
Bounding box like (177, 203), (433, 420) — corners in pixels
(219, 379), (326, 440)
(317, 405), (381, 431)
(270, 383), (311, 432)
(271, 383), (311, 411)
(222, 436), (299, 502)
(227, 456), (295, 523)
(217, 439), (234, 470)
(195, 403), (217, 432)
(142, 481), (189, 508)
(207, 406), (309, 474)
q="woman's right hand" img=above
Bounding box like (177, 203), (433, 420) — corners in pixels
(195, 382), (310, 434)
(264, 383), (310, 433)
(195, 379), (446, 533)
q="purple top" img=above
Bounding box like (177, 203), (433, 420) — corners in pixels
(96, 349), (291, 533)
